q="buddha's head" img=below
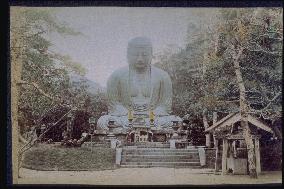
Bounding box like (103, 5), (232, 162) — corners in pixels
(127, 37), (153, 71)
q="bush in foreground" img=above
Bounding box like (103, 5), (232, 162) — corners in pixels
(22, 144), (116, 171)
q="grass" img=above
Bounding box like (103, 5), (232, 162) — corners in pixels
(22, 144), (117, 171)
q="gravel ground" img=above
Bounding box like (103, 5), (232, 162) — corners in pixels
(18, 168), (282, 185)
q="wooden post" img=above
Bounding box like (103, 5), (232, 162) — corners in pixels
(222, 139), (228, 175)
(255, 138), (261, 175)
(214, 137), (219, 173)
(213, 112), (218, 147)
(91, 134), (93, 152)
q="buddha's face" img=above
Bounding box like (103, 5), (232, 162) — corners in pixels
(127, 45), (152, 70)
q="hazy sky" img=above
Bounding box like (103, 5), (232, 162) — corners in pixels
(47, 7), (217, 87)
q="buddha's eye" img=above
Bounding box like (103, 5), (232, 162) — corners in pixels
(129, 51), (150, 57)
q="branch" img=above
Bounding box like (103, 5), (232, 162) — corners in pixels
(216, 100), (240, 103)
(245, 42), (281, 56)
(246, 48), (281, 56)
(248, 91), (281, 116)
(259, 34), (283, 41)
(233, 46), (244, 61)
(17, 80), (54, 100)
(261, 91), (282, 111)
(19, 109), (72, 155)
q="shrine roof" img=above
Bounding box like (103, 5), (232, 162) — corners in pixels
(205, 112), (273, 134)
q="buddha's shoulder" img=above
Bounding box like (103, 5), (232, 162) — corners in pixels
(109, 66), (129, 79)
(151, 66), (171, 79)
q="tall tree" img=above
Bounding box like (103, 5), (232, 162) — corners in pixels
(212, 8), (282, 178)
(155, 8), (282, 178)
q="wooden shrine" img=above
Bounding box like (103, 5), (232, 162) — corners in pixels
(205, 112), (274, 175)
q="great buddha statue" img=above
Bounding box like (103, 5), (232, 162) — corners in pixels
(97, 37), (182, 130)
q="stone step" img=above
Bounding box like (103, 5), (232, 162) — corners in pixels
(120, 164), (201, 168)
(126, 142), (169, 145)
(122, 151), (199, 156)
(120, 146), (201, 168)
(124, 145), (170, 148)
(135, 146), (170, 148)
(120, 161), (201, 167)
(122, 148), (198, 152)
(122, 154), (199, 161)
(121, 158), (200, 163)
(122, 153), (199, 157)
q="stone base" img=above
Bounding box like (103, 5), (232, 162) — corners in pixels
(91, 126), (188, 145)
(227, 157), (248, 175)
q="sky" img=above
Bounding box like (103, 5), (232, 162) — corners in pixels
(46, 7), (217, 87)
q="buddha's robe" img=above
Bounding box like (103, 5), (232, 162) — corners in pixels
(97, 65), (182, 130)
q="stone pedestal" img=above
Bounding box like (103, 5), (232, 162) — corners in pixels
(115, 148), (122, 165)
(227, 156), (248, 175)
(169, 139), (176, 149)
(107, 122), (118, 148)
(110, 139), (117, 149)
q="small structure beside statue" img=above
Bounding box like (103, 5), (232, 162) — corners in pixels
(204, 112), (278, 176)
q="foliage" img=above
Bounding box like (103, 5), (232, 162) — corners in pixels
(11, 8), (108, 140)
(155, 8), (282, 122)
(213, 8), (283, 120)
(22, 144), (116, 171)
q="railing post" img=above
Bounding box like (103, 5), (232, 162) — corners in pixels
(116, 148), (122, 165)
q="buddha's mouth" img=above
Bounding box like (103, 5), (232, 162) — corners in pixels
(135, 61), (146, 65)
(134, 62), (148, 68)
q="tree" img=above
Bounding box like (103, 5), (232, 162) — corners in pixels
(10, 7), (85, 179)
(155, 8), (282, 178)
(212, 8), (282, 178)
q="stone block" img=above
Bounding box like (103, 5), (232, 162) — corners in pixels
(198, 147), (206, 166)
(169, 140), (176, 149)
(116, 148), (122, 165)
(110, 139), (117, 149)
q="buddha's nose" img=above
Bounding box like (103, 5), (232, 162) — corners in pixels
(137, 53), (143, 62)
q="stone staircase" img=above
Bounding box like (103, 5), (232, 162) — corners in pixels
(120, 146), (201, 168)
(125, 142), (170, 148)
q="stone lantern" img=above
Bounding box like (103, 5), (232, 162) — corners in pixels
(172, 121), (180, 131)
(88, 117), (96, 133)
(107, 119), (118, 148)
(149, 110), (155, 127)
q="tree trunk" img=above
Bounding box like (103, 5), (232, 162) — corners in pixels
(202, 110), (211, 147)
(10, 8), (26, 181)
(213, 112), (219, 173)
(233, 47), (257, 178)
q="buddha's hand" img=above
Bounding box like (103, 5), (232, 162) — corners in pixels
(153, 106), (169, 116)
(110, 104), (128, 116)
(133, 103), (148, 112)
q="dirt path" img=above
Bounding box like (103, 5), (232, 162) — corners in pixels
(18, 168), (282, 185)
